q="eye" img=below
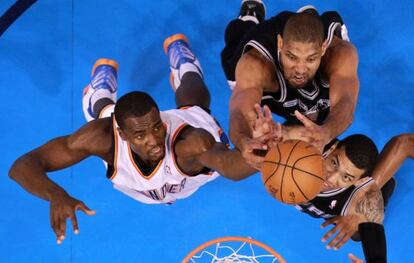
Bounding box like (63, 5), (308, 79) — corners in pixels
(286, 53), (296, 61)
(307, 57), (317, 63)
(343, 175), (352, 182)
(136, 134), (144, 140)
(154, 124), (162, 132)
(330, 158), (337, 167)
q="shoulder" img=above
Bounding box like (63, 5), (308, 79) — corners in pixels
(174, 126), (216, 158)
(348, 179), (384, 223)
(239, 48), (273, 69)
(323, 37), (358, 75)
(67, 117), (113, 156)
(236, 49), (275, 90)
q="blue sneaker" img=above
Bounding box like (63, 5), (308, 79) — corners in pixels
(82, 58), (118, 121)
(163, 34), (203, 91)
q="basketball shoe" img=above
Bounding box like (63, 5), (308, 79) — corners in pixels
(82, 58), (118, 122)
(163, 34), (203, 91)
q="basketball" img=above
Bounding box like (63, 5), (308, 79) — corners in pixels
(261, 140), (325, 204)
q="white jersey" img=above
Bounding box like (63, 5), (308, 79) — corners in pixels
(107, 106), (224, 204)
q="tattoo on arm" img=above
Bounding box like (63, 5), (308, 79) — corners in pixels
(355, 188), (384, 223)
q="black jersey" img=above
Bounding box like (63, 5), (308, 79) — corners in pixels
(221, 10), (348, 125)
(295, 177), (375, 219)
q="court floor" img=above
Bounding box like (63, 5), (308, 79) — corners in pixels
(1, 0), (413, 262)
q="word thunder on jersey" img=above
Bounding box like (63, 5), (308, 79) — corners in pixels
(107, 106), (223, 204)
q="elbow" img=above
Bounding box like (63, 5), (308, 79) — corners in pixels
(9, 157), (23, 181)
(8, 154), (37, 182)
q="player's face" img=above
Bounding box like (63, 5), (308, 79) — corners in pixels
(118, 107), (167, 165)
(277, 35), (326, 88)
(322, 146), (366, 191)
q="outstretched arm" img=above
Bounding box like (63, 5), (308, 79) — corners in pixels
(8, 118), (112, 244)
(322, 40), (359, 142)
(175, 127), (258, 181)
(292, 40), (359, 150)
(230, 49), (275, 168)
(371, 133), (414, 188)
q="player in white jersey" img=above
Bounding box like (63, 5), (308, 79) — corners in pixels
(9, 34), (273, 245)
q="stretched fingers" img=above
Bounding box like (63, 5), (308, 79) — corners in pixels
(294, 110), (316, 129)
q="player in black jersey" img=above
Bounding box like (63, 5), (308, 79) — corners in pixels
(252, 107), (413, 263)
(221, 1), (359, 169)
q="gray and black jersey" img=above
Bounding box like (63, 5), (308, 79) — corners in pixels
(221, 10), (349, 125)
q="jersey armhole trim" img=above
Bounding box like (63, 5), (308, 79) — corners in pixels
(109, 117), (119, 180)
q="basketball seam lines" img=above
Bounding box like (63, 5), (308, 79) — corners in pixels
(280, 141), (300, 203)
(264, 145), (281, 184)
(290, 153), (324, 201)
(264, 159), (324, 180)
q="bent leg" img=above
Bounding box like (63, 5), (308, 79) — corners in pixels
(221, 1), (265, 89)
(82, 58), (118, 121)
(164, 34), (210, 110)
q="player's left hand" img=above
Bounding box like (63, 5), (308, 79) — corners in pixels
(320, 215), (362, 250)
(294, 110), (331, 152)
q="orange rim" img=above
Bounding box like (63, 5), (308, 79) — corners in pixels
(163, 33), (189, 54)
(182, 236), (286, 263)
(91, 58), (119, 76)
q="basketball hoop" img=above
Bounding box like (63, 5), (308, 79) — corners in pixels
(182, 236), (286, 263)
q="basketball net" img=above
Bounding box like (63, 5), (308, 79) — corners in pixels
(182, 236), (286, 263)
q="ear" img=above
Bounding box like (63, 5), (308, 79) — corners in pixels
(277, 34), (283, 51)
(321, 39), (329, 56)
(117, 127), (128, 141)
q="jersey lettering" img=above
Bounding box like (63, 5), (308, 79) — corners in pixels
(140, 178), (187, 201)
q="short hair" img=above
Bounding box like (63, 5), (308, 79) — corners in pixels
(114, 91), (159, 129)
(337, 134), (379, 178)
(283, 13), (324, 45)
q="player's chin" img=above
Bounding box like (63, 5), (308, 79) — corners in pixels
(288, 78), (309, 88)
(148, 146), (165, 161)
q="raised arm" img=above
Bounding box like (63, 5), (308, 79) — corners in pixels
(175, 127), (257, 181)
(371, 133), (414, 188)
(229, 49), (275, 168)
(322, 39), (359, 141)
(8, 118), (113, 244)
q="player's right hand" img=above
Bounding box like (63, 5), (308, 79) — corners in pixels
(239, 136), (268, 170)
(49, 192), (96, 244)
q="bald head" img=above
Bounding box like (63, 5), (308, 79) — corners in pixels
(282, 13), (324, 46)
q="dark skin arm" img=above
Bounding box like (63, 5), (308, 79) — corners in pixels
(8, 118), (113, 244)
(288, 38), (359, 151)
(230, 49), (277, 169)
(371, 133), (414, 188)
(174, 127), (257, 181)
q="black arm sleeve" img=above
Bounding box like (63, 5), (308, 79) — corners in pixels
(359, 222), (387, 263)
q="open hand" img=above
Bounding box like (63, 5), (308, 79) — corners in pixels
(321, 215), (363, 250)
(252, 104), (282, 148)
(49, 192), (96, 244)
(294, 110), (331, 152)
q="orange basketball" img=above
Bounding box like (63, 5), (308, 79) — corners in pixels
(261, 140), (325, 204)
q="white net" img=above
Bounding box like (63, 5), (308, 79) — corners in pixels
(186, 238), (283, 263)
